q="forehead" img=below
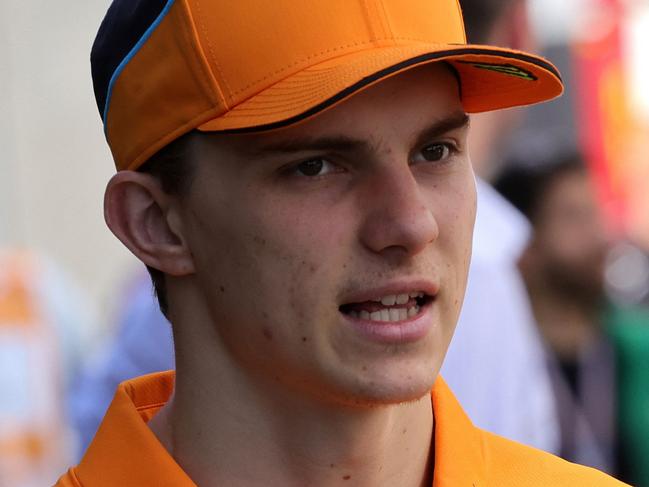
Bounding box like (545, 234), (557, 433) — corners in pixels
(197, 63), (463, 154)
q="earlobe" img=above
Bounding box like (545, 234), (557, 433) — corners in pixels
(104, 171), (195, 276)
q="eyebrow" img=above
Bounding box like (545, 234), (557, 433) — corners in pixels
(412, 111), (470, 148)
(243, 111), (470, 157)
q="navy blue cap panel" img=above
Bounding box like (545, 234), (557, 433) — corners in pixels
(91, 0), (170, 118)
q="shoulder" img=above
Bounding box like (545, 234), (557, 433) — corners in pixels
(478, 430), (629, 486)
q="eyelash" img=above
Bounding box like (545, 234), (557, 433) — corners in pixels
(280, 156), (342, 179)
(279, 140), (461, 179)
(412, 141), (460, 166)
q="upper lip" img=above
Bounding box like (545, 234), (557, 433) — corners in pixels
(339, 279), (440, 305)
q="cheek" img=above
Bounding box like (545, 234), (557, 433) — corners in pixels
(258, 203), (353, 318)
(189, 193), (352, 338)
(437, 173), (476, 249)
(431, 173), (476, 313)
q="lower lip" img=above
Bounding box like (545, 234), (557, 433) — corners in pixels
(340, 302), (434, 344)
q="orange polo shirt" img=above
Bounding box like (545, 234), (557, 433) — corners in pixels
(55, 371), (627, 486)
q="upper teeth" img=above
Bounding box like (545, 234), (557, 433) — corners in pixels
(377, 293), (423, 306)
(349, 305), (421, 322)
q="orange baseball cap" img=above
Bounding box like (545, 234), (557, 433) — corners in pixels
(91, 0), (563, 171)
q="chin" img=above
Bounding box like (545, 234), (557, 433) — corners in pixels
(338, 382), (436, 409)
(322, 364), (440, 409)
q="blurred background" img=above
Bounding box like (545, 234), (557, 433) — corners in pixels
(0, 0), (648, 486)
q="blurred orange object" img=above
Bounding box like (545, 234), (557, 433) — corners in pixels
(574, 0), (649, 248)
(0, 251), (75, 487)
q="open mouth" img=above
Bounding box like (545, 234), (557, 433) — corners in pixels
(339, 292), (434, 323)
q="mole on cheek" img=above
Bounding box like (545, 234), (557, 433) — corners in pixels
(262, 327), (273, 341)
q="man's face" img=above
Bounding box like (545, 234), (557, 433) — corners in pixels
(532, 168), (611, 301)
(178, 64), (476, 406)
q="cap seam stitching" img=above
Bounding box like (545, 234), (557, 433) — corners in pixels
(229, 40), (551, 98)
(211, 49), (561, 133)
(377, 0), (395, 39)
(215, 44), (559, 115)
(361, 0), (379, 41)
(361, 0), (376, 42)
(179, 0), (229, 109)
(228, 85), (341, 108)
(230, 37), (437, 97)
(191, 0), (234, 101)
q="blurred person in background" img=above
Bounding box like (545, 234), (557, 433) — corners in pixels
(68, 0), (561, 460)
(441, 0), (559, 453)
(496, 151), (616, 472)
(495, 149), (649, 483)
(0, 249), (96, 487)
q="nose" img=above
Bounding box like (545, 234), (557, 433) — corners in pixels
(359, 168), (439, 258)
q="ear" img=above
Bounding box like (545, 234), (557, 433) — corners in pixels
(104, 171), (195, 276)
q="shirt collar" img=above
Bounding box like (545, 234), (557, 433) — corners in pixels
(432, 377), (485, 486)
(76, 371), (196, 487)
(76, 372), (483, 486)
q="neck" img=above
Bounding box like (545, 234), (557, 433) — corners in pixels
(149, 302), (434, 487)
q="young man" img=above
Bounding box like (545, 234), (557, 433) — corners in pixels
(56, 0), (626, 485)
(68, 0), (557, 457)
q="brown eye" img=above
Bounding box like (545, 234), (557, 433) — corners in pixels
(420, 143), (450, 162)
(294, 158), (338, 177)
(297, 159), (324, 176)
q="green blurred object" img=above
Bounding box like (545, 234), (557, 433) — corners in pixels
(606, 305), (649, 487)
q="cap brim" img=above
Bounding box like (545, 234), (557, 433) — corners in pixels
(197, 43), (563, 133)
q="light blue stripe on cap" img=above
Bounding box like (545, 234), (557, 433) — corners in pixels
(103, 0), (176, 131)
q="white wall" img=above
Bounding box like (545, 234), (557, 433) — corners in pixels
(0, 0), (140, 320)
